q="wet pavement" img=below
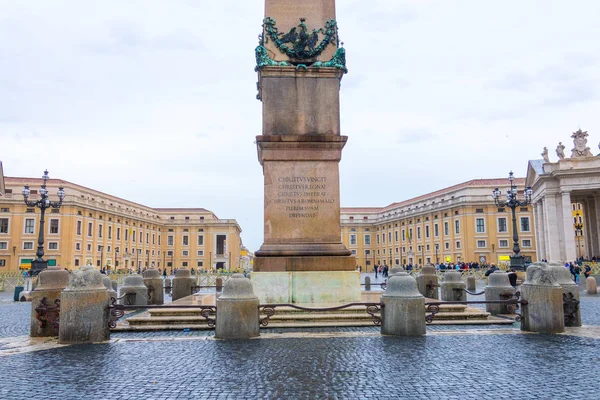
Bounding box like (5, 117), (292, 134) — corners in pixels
(1, 279), (599, 399)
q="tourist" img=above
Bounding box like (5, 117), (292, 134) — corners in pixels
(163, 268), (167, 279)
(584, 265), (592, 280)
(507, 269), (518, 287)
(484, 264), (498, 277)
(374, 264), (378, 279)
(573, 264), (581, 284)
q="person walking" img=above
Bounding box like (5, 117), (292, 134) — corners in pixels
(374, 264), (378, 279)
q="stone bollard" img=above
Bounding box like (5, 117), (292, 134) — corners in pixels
(30, 266), (70, 337)
(365, 276), (371, 291)
(216, 277), (223, 293)
(466, 276), (476, 291)
(142, 269), (164, 305)
(484, 271), (515, 315)
(550, 263), (581, 327)
(586, 276), (598, 294)
(381, 272), (425, 336)
(59, 265), (110, 344)
(102, 276), (118, 303)
(215, 273), (260, 339)
(172, 269), (194, 301)
(389, 266), (405, 276)
(416, 266), (439, 299)
(520, 263), (564, 334)
(119, 275), (148, 306)
(440, 271), (466, 302)
(111, 280), (118, 292)
(164, 278), (172, 295)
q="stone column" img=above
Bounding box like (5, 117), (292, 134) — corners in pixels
(484, 271), (515, 315)
(143, 269), (164, 305)
(172, 269), (194, 301)
(380, 272), (425, 336)
(549, 263), (581, 327)
(582, 199), (593, 258)
(543, 195), (562, 262)
(415, 266), (439, 299)
(215, 274), (260, 339)
(119, 275), (148, 306)
(440, 271), (466, 301)
(589, 195), (600, 258)
(30, 266), (70, 337)
(59, 265), (110, 344)
(534, 201), (546, 261)
(561, 192), (577, 262)
(520, 263), (564, 333)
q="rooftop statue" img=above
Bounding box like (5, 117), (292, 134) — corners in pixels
(541, 147), (550, 163)
(570, 128), (594, 158)
(556, 142), (566, 160)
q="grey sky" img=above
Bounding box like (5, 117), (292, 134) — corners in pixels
(1, 0), (599, 251)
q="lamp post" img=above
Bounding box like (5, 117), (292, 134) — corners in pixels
(492, 171), (533, 271)
(22, 170), (65, 276)
(435, 243), (439, 265)
(115, 250), (120, 271)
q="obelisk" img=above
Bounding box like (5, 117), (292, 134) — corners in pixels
(251, 0), (359, 304)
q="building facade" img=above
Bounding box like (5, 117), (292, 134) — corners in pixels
(0, 176), (242, 273)
(341, 178), (537, 269)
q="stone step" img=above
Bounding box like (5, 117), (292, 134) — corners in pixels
(127, 315), (213, 326)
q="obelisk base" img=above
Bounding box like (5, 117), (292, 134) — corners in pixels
(251, 271), (360, 304)
(253, 255), (355, 272)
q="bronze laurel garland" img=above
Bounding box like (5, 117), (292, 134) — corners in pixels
(262, 17), (338, 60)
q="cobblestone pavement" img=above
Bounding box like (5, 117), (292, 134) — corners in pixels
(1, 333), (599, 399)
(1, 283), (600, 399)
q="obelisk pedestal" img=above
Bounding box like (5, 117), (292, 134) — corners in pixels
(251, 0), (358, 304)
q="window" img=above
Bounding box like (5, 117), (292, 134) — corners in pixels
(108, 226), (112, 239)
(198, 235), (204, 246)
(158, 236), (161, 246)
(23, 241), (34, 250)
(124, 228), (128, 241)
(444, 222), (449, 236)
(376, 235), (380, 245)
(475, 208), (484, 213)
(417, 227), (421, 239)
(107, 246), (111, 253)
(364, 234), (371, 245)
(76, 221), (82, 236)
(434, 224), (439, 237)
(146, 233), (149, 244)
(182, 250), (189, 256)
(0, 260), (5, 267)
(49, 219), (59, 234)
(0, 219), (8, 234)
(182, 261), (188, 267)
(75, 243), (81, 251)
(522, 239), (532, 247)
(365, 249), (371, 256)
(152, 234), (155, 244)
(572, 204), (576, 211)
(88, 222), (93, 237)
(0, 208), (8, 212)
(197, 250), (204, 256)
(498, 217), (507, 232)
(168, 236), (174, 246)
(520, 217), (530, 232)
(133, 231), (136, 242)
(382, 233), (385, 244)
(182, 235), (189, 246)
(351, 250), (357, 255)
(455, 241), (461, 249)
(445, 242), (450, 250)
(454, 220), (460, 234)
(197, 261), (203, 267)
(139, 232), (142, 242)
(476, 218), (485, 233)
(98, 224), (103, 238)
(48, 242), (58, 250)
(25, 218), (35, 234)
(98, 245), (103, 252)
(477, 240), (486, 248)
(425, 225), (430, 238)
(87, 244), (92, 251)
(0, 242), (7, 250)
(402, 230), (406, 241)
(350, 234), (356, 245)
(394, 231), (398, 242)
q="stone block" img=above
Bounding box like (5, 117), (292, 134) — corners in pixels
(586, 276), (598, 294)
(381, 272), (425, 336)
(415, 266), (439, 299)
(59, 265), (110, 344)
(549, 263), (581, 327)
(520, 264), (564, 334)
(30, 266), (70, 337)
(172, 269), (195, 301)
(216, 274), (260, 339)
(142, 269), (164, 305)
(484, 271), (515, 315)
(102, 276), (118, 303)
(119, 274), (148, 306)
(440, 272), (466, 302)
(466, 276), (476, 291)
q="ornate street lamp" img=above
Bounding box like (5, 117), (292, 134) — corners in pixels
(492, 171), (533, 271)
(22, 170), (65, 276)
(574, 215), (584, 260)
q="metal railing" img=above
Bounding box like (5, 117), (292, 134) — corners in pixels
(258, 302), (383, 327)
(425, 292), (526, 324)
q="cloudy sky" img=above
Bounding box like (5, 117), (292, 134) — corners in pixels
(1, 0), (599, 251)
